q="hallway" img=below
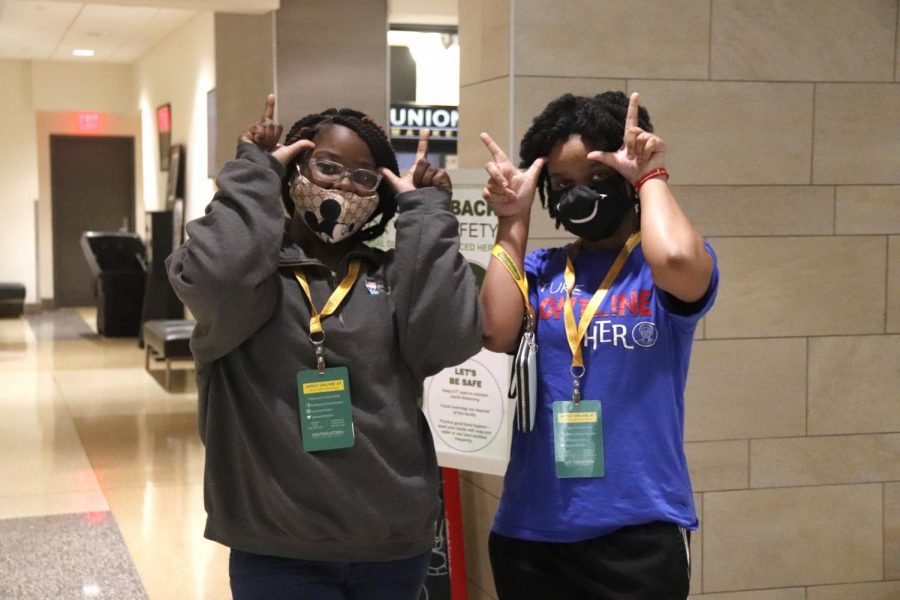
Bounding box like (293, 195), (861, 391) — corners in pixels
(0, 309), (230, 599)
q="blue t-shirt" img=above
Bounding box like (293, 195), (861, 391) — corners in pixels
(492, 240), (719, 542)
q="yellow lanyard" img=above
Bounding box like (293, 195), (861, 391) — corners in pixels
(563, 232), (641, 402)
(293, 259), (361, 373)
(491, 244), (536, 331)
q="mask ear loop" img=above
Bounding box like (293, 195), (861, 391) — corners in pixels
(283, 163), (307, 218)
(281, 149), (312, 217)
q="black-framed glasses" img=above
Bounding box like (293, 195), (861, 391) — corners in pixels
(304, 158), (383, 194)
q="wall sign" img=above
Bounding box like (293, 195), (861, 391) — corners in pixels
(156, 103), (171, 171)
(390, 104), (458, 154)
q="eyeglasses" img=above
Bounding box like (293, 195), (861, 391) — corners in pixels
(304, 158), (383, 194)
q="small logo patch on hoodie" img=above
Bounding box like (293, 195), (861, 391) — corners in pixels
(366, 279), (391, 295)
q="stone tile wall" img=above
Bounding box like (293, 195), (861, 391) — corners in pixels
(459, 1), (900, 597)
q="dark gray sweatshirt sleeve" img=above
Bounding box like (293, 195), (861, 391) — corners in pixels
(166, 142), (286, 363)
(389, 187), (484, 379)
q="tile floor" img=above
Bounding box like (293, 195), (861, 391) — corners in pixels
(0, 309), (231, 599)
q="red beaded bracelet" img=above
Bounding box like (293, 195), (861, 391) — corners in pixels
(634, 167), (669, 192)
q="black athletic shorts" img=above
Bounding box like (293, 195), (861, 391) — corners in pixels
(489, 521), (691, 600)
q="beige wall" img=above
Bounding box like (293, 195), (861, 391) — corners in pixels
(134, 11), (216, 224)
(0, 61), (39, 304)
(31, 61), (135, 114)
(458, 1), (900, 598)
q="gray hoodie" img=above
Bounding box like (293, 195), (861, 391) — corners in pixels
(166, 142), (483, 562)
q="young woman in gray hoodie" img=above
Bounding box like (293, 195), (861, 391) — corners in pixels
(167, 95), (483, 600)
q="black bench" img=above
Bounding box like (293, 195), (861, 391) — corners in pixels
(143, 319), (195, 390)
(0, 283), (26, 318)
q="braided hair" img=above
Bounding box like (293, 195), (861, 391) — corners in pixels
(518, 91), (653, 221)
(282, 108), (400, 242)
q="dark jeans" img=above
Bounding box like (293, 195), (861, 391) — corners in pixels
(229, 548), (431, 600)
(489, 522), (691, 600)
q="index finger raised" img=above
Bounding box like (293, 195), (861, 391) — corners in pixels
(414, 129), (430, 164)
(263, 94), (275, 121)
(480, 132), (510, 164)
(625, 92), (639, 132)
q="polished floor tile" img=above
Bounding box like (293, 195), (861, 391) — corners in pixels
(27, 308), (95, 340)
(0, 372), (102, 500)
(74, 410), (205, 490)
(105, 482), (231, 600)
(0, 310), (225, 599)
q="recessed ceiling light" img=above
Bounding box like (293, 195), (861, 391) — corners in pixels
(73, 49), (95, 57)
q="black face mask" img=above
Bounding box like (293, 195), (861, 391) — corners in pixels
(549, 175), (635, 241)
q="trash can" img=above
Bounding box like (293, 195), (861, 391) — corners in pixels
(80, 231), (147, 337)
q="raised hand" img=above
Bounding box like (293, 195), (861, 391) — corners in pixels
(239, 94), (314, 166)
(480, 132), (545, 219)
(586, 92), (666, 185)
(381, 130), (451, 194)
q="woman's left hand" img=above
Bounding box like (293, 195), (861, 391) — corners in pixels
(381, 130), (452, 194)
(587, 92), (666, 185)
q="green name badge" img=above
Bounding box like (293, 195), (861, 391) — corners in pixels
(552, 400), (604, 478)
(297, 366), (355, 452)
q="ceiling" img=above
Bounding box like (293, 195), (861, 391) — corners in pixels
(0, 0), (456, 64)
(0, 0), (278, 63)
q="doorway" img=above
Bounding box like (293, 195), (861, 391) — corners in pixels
(50, 135), (135, 307)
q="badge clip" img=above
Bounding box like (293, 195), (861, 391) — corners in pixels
(310, 332), (326, 374)
(571, 365), (585, 406)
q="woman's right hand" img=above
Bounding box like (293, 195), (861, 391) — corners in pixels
(586, 92), (666, 186)
(479, 132), (545, 219)
(239, 94), (314, 166)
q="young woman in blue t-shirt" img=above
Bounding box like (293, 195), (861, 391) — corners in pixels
(479, 91), (719, 599)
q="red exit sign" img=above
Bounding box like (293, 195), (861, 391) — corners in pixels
(77, 111), (102, 131)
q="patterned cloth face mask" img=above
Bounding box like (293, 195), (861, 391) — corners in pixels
(289, 171), (380, 244)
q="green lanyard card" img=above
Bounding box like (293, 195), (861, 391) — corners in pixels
(297, 366), (355, 452)
(552, 400), (604, 478)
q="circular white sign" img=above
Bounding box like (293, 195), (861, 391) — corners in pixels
(425, 358), (504, 452)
